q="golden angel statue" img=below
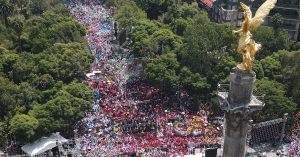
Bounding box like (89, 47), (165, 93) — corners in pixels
(233, 0), (277, 70)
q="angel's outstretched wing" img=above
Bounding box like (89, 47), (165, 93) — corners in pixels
(240, 2), (252, 19)
(250, 0), (277, 31)
(239, 2), (252, 32)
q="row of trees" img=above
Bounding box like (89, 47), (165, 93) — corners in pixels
(0, 0), (92, 146)
(111, 0), (299, 122)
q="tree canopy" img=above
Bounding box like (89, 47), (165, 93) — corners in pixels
(9, 114), (39, 143)
(0, 0), (93, 146)
(30, 88), (91, 138)
(115, 1), (147, 29)
(255, 79), (297, 121)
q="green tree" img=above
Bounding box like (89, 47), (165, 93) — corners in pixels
(271, 13), (283, 30)
(28, 0), (49, 15)
(290, 42), (300, 51)
(129, 19), (159, 56)
(179, 66), (210, 99)
(259, 50), (289, 82)
(208, 53), (237, 85)
(135, 0), (174, 19)
(9, 114), (39, 143)
(178, 12), (238, 95)
(13, 7), (89, 53)
(0, 77), (20, 119)
(260, 56), (281, 80)
(25, 10), (86, 50)
(173, 18), (190, 36)
(11, 0), (29, 12)
(255, 79), (286, 96)
(150, 28), (183, 54)
(253, 26), (290, 59)
(18, 82), (40, 110)
(252, 61), (264, 79)
(0, 0), (96, 145)
(8, 15), (25, 51)
(61, 82), (92, 101)
(115, 1), (147, 30)
(49, 3), (70, 16)
(0, 50), (19, 77)
(192, 11), (210, 25)
(176, 2), (199, 19)
(48, 19), (85, 43)
(163, 2), (198, 24)
(180, 15), (235, 75)
(0, 0), (14, 27)
(38, 42), (92, 83)
(282, 50), (300, 105)
(0, 121), (9, 148)
(10, 53), (35, 83)
(254, 79), (297, 121)
(144, 53), (180, 93)
(35, 74), (55, 90)
(24, 15), (49, 53)
(30, 90), (91, 137)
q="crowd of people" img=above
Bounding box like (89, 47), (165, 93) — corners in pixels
(67, 0), (223, 156)
(289, 138), (300, 157)
(288, 112), (300, 157)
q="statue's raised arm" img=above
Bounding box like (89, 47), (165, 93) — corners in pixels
(233, 0), (277, 70)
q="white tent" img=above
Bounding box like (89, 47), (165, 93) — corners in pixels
(21, 133), (68, 157)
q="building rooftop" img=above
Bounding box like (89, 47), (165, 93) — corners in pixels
(200, 0), (214, 8)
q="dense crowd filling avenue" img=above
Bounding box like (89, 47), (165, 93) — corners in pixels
(66, 0), (223, 156)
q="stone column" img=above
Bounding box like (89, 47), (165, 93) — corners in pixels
(223, 112), (250, 157)
(222, 68), (256, 157)
(228, 68), (256, 107)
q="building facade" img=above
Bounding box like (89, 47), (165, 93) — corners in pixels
(209, 0), (300, 41)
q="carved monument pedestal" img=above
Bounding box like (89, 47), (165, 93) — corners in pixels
(218, 68), (264, 157)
